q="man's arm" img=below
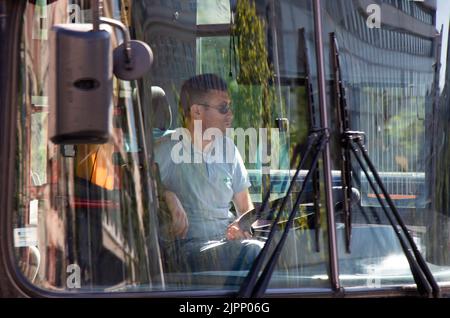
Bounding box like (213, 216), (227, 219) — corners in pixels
(232, 188), (254, 216)
(164, 191), (189, 239)
(227, 189), (255, 240)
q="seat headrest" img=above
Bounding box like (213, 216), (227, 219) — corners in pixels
(151, 86), (172, 131)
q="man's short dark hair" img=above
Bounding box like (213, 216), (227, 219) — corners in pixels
(179, 73), (228, 118)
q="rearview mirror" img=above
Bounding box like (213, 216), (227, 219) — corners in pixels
(49, 24), (113, 144)
(49, 16), (153, 145)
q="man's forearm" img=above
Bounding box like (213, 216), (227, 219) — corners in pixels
(233, 189), (254, 216)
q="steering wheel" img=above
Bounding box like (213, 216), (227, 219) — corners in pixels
(237, 186), (361, 240)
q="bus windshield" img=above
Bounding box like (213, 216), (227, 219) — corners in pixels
(10, 0), (450, 296)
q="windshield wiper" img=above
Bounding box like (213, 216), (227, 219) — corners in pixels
(348, 132), (440, 297)
(238, 128), (329, 298)
(238, 25), (331, 298)
(300, 27), (322, 253)
(331, 33), (440, 298)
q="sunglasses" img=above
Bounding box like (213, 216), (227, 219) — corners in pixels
(198, 102), (233, 115)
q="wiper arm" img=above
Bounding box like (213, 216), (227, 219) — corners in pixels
(238, 129), (328, 298)
(248, 133), (329, 298)
(348, 133), (440, 298)
(331, 32), (440, 298)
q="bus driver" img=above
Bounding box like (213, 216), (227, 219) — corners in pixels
(154, 73), (262, 272)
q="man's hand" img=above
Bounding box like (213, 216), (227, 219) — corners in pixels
(226, 220), (252, 240)
(164, 191), (189, 239)
(228, 189), (255, 240)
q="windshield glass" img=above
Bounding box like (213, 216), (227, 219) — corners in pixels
(11, 0), (450, 296)
(15, 0), (164, 292)
(14, 0), (331, 293)
(322, 0), (450, 289)
(127, 0), (331, 291)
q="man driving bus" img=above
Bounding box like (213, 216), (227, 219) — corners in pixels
(153, 73), (262, 272)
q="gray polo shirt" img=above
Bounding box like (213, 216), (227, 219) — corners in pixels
(154, 131), (251, 241)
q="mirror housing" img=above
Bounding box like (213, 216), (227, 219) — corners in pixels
(49, 24), (113, 144)
(113, 40), (153, 81)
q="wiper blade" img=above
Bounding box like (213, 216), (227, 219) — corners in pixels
(331, 32), (440, 298)
(248, 134), (329, 298)
(331, 32), (353, 254)
(300, 27), (322, 253)
(238, 130), (327, 298)
(348, 135), (440, 298)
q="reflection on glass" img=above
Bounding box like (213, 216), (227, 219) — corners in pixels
(197, 0), (230, 25)
(137, 0), (329, 291)
(14, 0), (328, 292)
(15, 0), (163, 292)
(13, 0), (450, 296)
(323, 0), (450, 288)
(31, 112), (48, 186)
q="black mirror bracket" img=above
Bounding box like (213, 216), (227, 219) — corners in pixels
(98, 17), (153, 81)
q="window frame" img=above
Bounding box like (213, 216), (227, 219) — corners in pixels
(3, 0), (450, 298)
